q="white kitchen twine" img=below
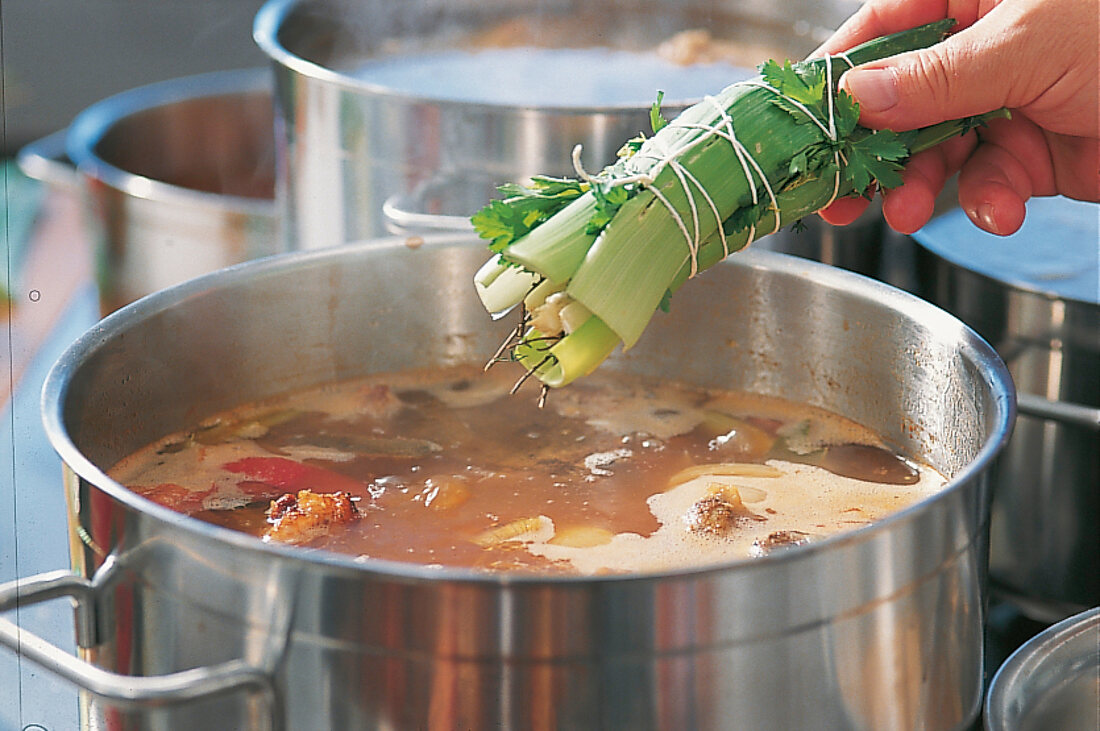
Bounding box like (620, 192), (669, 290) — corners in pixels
(571, 52), (855, 279)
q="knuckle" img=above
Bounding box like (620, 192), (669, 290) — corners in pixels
(905, 50), (960, 107)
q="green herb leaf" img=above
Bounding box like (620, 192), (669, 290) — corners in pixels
(722, 199), (771, 236)
(770, 95), (819, 124)
(760, 59), (825, 107)
(471, 177), (588, 252)
(856, 129), (909, 161)
(834, 90), (860, 139)
(843, 130), (910, 193)
(650, 90), (669, 134)
(472, 199), (527, 253)
(587, 184), (630, 233)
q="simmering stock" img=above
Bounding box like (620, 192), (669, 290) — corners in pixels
(110, 366), (945, 574)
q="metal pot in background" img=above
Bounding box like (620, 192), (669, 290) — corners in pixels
(983, 606), (1100, 730)
(19, 68), (279, 316)
(254, 0), (874, 252)
(0, 237), (1012, 729)
(911, 196), (1100, 624)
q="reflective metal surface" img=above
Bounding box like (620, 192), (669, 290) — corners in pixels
(984, 606), (1100, 731)
(60, 68), (280, 314)
(254, 0), (864, 249)
(18, 237), (1013, 729)
(913, 226), (1099, 623)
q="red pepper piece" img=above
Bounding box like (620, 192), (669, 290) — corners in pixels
(222, 456), (367, 496)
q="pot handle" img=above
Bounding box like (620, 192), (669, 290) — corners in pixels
(1016, 392), (1100, 431)
(0, 565), (274, 709)
(15, 129), (82, 189)
(380, 170), (505, 234)
(381, 191), (474, 234)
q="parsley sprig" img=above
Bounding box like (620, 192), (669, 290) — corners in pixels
(759, 57), (910, 195)
(472, 176), (586, 253)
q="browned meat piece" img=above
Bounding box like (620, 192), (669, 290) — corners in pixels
(264, 490), (359, 545)
(683, 484), (763, 536)
(750, 530), (811, 557)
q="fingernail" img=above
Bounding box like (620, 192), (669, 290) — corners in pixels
(967, 203), (998, 232)
(845, 68), (900, 113)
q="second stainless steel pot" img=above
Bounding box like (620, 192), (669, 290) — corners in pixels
(2, 236), (1013, 729)
(254, 0), (864, 249)
(46, 68), (280, 315)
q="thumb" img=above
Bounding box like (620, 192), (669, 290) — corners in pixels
(839, 27), (1012, 131)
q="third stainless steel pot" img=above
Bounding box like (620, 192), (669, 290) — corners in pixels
(2, 236), (1013, 729)
(912, 197), (1099, 623)
(984, 606), (1100, 730)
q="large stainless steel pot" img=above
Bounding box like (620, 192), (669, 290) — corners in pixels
(911, 198), (1099, 623)
(19, 69), (279, 315)
(254, 0), (870, 250)
(2, 237), (1012, 729)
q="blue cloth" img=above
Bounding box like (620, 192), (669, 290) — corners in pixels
(912, 196), (1099, 304)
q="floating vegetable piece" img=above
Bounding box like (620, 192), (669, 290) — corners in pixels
(667, 462), (782, 487)
(472, 20), (1011, 392)
(192, 409), (301, 446)
(472, 516), (552, 547)
(416, 476), (471, 511)
(548, 526), (615, 548)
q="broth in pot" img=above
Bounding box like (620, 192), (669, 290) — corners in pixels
(111, 365), (944, 574)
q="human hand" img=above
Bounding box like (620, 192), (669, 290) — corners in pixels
(815, 0), (1099, 235)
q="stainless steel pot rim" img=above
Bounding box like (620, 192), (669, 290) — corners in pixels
(42, 234), (1015, 586)
(983, 605), (1100, 726)
(64, 67), (276, 215)
(15, 128), (81, 189)
(254, 0), (742, 114)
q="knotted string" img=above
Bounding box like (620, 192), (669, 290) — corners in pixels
(571, 53), (856, 279)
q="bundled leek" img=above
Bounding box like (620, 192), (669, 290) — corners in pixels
(472, 20), (1006, 400)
